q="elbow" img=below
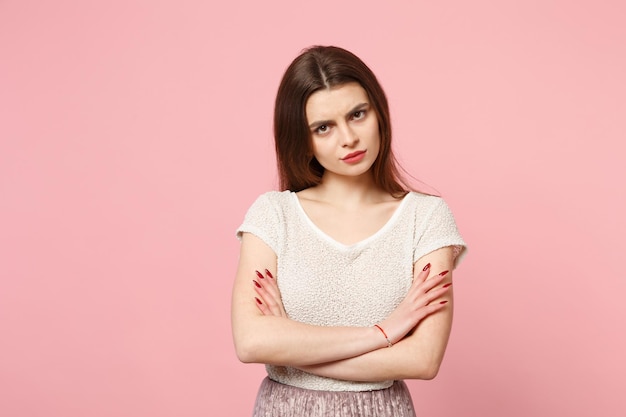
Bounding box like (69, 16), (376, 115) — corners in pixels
(234, 334), (279, 364)
(405, 343), (447, 380)
(419, 362), (441, 380)
(233, 336), (262, 364)
(233, 328), (259, 363)
(232, 321), (269, 364)
(232, 321), (286, 364)
(405, 358), (443, 380)
(235, 346), (254, 364)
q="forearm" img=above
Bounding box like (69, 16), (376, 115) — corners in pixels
(233, 314), (389, 366)
(297, 302), (454, 381)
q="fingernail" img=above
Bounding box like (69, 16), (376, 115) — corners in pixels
(255, 270), (264, 280)
(265, 269), (274, 279)
(443, 283), (452, 288)
(255, 297), (263, 305)
(253, 280), (262, 288)
(439, 270), (449, 277)
(423, 263), (431, 271)
(440, 300), (449, 305)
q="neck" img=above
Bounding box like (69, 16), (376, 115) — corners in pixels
(314, 171), (388, 207)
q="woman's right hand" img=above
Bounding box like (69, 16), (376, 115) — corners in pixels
(252, 269), (288, 318)
(377, 264), (452, 345)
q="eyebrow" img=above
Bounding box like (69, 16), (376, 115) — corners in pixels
(308, 102), (370, 130)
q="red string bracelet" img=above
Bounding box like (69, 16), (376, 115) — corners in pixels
(374, 324), (393, 347)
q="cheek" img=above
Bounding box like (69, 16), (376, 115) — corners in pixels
(364, 122), (381, 146)
(311, 140), (330, 160)
(368, 129), (382, 156)
(361, 117), (379, 137)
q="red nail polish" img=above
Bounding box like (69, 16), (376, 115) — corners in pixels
(423, 263), (431, 271)
(253, 280), (262, 288)
(255, 297), (263, 305)
(439, 270), (449, 277)
(440, 300), (448, 305)
(255, 270), (264, 280)
(265, 269), (274, 279)
(443, 283), (452, 288)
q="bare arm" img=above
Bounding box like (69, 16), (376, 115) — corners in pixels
(231, 233), (450, 367)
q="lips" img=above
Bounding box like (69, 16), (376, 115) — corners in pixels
(341, 150), (366, 160)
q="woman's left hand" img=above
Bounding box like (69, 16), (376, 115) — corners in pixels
(252, 269), (287, 318)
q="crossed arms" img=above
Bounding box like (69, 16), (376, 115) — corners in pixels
(231, 233), (456, 382)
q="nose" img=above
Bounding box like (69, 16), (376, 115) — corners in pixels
(339, 124), (359, 147)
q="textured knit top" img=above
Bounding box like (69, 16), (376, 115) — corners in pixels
(236, 190), (467, 391)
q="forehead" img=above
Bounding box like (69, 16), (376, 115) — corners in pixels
(305, 82), (370, 122)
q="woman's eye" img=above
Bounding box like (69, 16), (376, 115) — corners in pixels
(353, 110), (365, 120)
(315, 125), (329, 134)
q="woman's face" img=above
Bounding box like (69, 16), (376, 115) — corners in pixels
(305, 82), (380, 180)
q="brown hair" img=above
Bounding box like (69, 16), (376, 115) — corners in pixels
(274, 45), (409, 196)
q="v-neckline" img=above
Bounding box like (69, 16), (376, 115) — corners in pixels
(290, 191), (411, 250)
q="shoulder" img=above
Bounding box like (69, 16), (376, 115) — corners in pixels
(237, 190), (294, 245)
(241, 190), (295, 220)
(404, 191), (446, 211)
(403, 192), (461, 225)
(408, 192), (467, 264)
(247, 190), (293, 207)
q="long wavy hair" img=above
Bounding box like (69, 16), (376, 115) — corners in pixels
(274, 45), (409, 196)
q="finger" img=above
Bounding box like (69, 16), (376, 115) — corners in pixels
(420, 270), (450, 293)
(255, 269), (280, 298)
(252, 277), (273, 306)
(254, 296), (272, 315)
(405, 269), (448, 302)
(255, 269), (283, 303)
(418, 283), (452, 306)
(421, 299), (451, 317)
(255, 291), (284, 317)
(259, 269), (287, 317)
(260, 271), (282, 301)
(256, 269), (275, 282)
(403, 271), (450, 308)
(253, 280), (285, 317)
(412, 263), (432, 286)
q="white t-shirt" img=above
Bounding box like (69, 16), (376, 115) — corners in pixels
(237, 190), (467, 391)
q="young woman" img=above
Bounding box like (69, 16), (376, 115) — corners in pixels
(231, 45), (467, 417)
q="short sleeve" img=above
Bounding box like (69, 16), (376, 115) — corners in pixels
(236, 193), (283, 256)
(413, 198), (467, 268)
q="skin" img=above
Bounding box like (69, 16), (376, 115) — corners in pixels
(231, 82), (456, 381)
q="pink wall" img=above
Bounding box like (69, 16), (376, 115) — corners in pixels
(1, 1), (624, 416)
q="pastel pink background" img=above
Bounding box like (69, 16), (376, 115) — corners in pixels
(1, 1), (624, 416)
